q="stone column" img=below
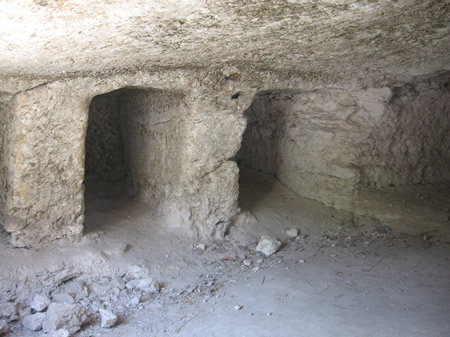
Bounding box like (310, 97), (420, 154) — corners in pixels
(1, 82), (88, 247)
(172, 89), (253, 240)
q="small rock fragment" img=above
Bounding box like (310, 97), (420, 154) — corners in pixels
(0, 320), (7, 335)
(99, 309), (118, 328)
(266, 312), (273, 316)
(42, 303), (88, 334)
(195, 243), (206, 251)
(126, 278), (160, 293)
(19, 306), (32, 318)
(299, 259), (305, 264)
(243, 260), (251, 266)
(129, 297), (140, 307)
(286, 228), (299, 238)
(256, 236), (281, 256)
(30, 294), (51, 312)
(23, 313), (45, 331)
(49, 329), (70, 337)
(52, 293), (75, 305)
(234, 305), (243, 311)
(0, 302), (17, 322)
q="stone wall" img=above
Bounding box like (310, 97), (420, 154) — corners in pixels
(358, 78), (450, 187)
(0, 70), (251, 247)
(0, 100), (8, 219)
(237, 76), (450, 209)
(237, 88), (392, 209)
(1, 82), (87, 247)
(119, 88), (187, 202)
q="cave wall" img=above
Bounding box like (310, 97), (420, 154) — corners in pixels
(119, 88), (187, 202)
(359, 79), (450, 187)
(237, 87), (392, 209)
(0, 100), (9, 221)
(0, 83), (87, 247)
(85, 90), (126, 181)
(0, 71), (250, 247)
(237, 76), (449, 209)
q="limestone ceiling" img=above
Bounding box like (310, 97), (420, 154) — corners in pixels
(0, 0), (449, 83)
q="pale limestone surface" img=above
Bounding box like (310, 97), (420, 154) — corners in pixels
(0, 0), (449, 248)
(0, 0), (448, 85)
(237, 76), (449, 209)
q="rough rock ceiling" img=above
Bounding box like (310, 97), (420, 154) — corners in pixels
(0, 0), (449, 83)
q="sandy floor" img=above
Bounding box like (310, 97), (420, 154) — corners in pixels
(1, 168), (449, 337)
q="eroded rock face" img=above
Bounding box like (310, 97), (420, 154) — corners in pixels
(237, 76), (450, 209)
(0, 70), (251, 247)
(359, 77), (450, 187)
(0, 0), (448, 86)
(0, 1), (448, 248)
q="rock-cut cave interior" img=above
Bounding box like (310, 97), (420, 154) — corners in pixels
(0, 1), (449, 336)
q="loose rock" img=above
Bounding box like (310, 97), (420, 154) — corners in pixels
(23, 312), (46, 331)
(99, 308), (118, 328)
(42, 303), (88, 334)
(49, 329), (70, 337)
(286, 228), (300, 238)
(52, 293), (75, 304)
(30, 294), (51, 312)
(0, 320), (7, 335)
(0, 302), (17, 322)
(126, 278), (160, 293)
(256, 236), (281, 256)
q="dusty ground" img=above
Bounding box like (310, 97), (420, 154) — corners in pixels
(1, 168), (449, 337)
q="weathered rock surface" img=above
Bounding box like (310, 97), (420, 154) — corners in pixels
(0, 0), (448, 85)
(23, 312), (46, 331)
(126, 278), (160, 294)
(286, 228), (300, 238)
(0, 1), (448, 249)
(0, 302), (17, 322)
(30, 294), (51, 312)
(0, 320), (7, 335)
(42, 303), (88, 334)
(237, 76), (450, 209)
(52, 293), (75, 305)
(256, 236), (281, 256)
(99, 309), (118, 328)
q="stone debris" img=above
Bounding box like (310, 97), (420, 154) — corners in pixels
(195, 243), (206, 251)
(243, 259), (252, 266)
(19, 306), (32, 318)
(30, 294), (51, 312)
(0, 302), (17, 322)
(286, 228), (300, 238)
(99, 308), (118, 328)
(42, 303), (88, 334)
(126, 278), (160, 293)
(23, 312), (46, 331)
(233, 210), (258, 226)
(52, 293), (75, 304)
(256, 236), (281, 256)
(58, 280), (89, 301)
(0, 320), (7, 335)
(49, 329), (70, 337)
(234, 305), (243, 311)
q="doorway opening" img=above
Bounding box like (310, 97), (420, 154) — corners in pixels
(84, 87), (186, 232)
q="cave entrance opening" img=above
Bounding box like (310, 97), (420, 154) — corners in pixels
(83, 86), (187, 233)
(83, 88), (139, 232)
(234, 91), (285, 218)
